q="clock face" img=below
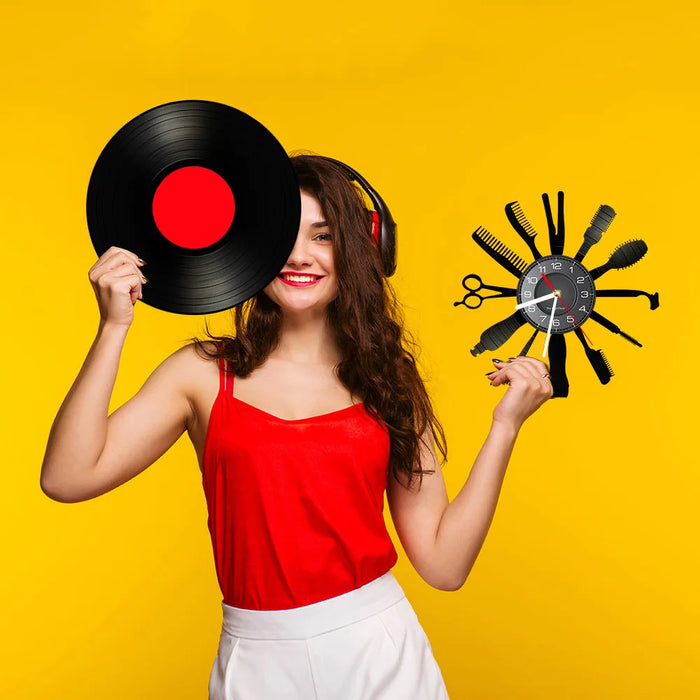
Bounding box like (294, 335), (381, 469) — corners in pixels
(516, 255), (596, 333)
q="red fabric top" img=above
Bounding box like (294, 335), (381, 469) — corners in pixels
(201, 356), (398, 610)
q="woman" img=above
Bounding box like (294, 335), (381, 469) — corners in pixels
(41, 155), (552, 698)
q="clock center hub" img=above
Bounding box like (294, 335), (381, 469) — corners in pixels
(516, 255), (596, 334)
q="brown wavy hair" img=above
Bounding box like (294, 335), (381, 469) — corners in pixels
(191, 153), (446, 488)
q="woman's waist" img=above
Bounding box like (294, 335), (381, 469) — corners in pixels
(220, 569), (405, 640)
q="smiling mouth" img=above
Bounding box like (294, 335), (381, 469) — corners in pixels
(278, 273), (323, 287)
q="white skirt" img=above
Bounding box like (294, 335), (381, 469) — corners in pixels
(208, 571), (449, 699)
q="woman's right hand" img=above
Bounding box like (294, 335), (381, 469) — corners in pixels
(88, 246), (147, 328)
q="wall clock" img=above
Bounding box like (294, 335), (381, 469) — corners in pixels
(454, 192), (659, 397)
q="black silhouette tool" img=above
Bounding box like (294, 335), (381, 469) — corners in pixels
(574, 205), (616, 263)
(471, 227), (529, 278)
(596, 289), (659, 309)
(454, 275), (516, 309)
(574, 327), (614, 385)
(589, 311), (642, 347)
(589, 239), (648, 280)
(505, 201), (542, 260)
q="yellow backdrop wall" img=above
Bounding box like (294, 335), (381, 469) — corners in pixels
(2, 1), (698, 697)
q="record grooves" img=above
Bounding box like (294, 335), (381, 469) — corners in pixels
(87, 100), (301, 314)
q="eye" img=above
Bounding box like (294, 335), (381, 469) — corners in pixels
(315, 232), (333, 241)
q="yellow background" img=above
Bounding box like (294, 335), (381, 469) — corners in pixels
(2, 0), (698, 697)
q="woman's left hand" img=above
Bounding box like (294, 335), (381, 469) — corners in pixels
(486, 356), (553, 429)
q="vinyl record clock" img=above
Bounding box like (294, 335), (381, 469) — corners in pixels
(454, 192), (659, 397)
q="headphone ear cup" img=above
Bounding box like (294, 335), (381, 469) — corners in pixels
(323, 156), (397, 276)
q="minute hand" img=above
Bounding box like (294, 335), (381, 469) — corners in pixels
(515, 292), (557, 310)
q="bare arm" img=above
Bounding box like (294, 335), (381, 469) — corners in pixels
(40, 327), (194, 502)
(40, 246), (193, 503)
(41, 320), (129, 499)
(387, 356), (552, 591)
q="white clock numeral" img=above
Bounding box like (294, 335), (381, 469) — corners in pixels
(528, 305), (535, 312)
(576, 276), (585, 284)
(580, 291), (589, 298)
(566, 315), (574, 323)
(540, 315), (547, 322)
(539, 266), (547, 274)
(569, 266), (575, 273)
(527, 276), (538, 284)
(579, 305), (587, 312)
(552, 262), (562, 270)
(553, 319), (560, 327)
(523, 290), (532, 298)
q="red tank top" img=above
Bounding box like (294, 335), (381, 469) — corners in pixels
(201, 356), (398, 610)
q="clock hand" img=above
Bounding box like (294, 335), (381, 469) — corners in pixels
(542, 295), (558, 358)
(540, 273), (594, 345)
(540, 272), (556, 293)
(515, 292), (557, 310)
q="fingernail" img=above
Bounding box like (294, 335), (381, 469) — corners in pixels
(141, 275), (148, 283)
(508, 357), (517, 361)
(492, 358), (504, 364)
(485, 372), (495, 376)
(137, 258), (146, 265)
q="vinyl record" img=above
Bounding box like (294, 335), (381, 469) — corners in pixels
(86, 100), (301, 314)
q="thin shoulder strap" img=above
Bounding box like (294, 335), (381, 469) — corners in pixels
(217, 342), (234, 396)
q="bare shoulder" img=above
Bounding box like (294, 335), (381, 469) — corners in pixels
(164, 340), (219, 377)
(162, 339), (219, 395)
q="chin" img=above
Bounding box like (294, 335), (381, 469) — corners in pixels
(281, 300), (333, 316)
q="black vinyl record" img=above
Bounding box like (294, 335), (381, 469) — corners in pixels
(86, 100), (300, 314)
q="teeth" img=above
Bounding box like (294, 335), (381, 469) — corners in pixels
(282, 275), (318, 282)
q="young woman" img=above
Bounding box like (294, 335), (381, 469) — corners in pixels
(41, 155), (552, 699)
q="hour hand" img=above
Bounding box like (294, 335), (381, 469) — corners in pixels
(515, 292), (557, 310)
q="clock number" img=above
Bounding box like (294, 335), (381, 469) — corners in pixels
(523, 290), (532, 298)
(552, 319), (560, 327)
(527, 305), (535, 312)
(576, 276), (585, 284)
(539, 266), (547, 274)
(580, 291), (589, 298)
(552, 262), (562, 270)
(540, 315), (547, 322)
(579, 305), (587, 312)
(566, 315), (574, 323)
(527, 276), (538, 284)
(569, 265), (575, 273)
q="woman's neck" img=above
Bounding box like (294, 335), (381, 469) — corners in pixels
(272, 310), (340, 366)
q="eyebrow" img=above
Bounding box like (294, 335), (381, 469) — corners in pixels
(310, 220), (329, 228)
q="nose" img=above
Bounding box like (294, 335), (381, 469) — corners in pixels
(286, 233), (313, 267)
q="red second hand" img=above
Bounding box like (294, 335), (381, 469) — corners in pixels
(540, 274), (594, 345)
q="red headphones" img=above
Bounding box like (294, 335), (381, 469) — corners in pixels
(323, 158), (397, 277)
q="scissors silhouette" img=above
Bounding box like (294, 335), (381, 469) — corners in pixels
(454, 274), (516, 309)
